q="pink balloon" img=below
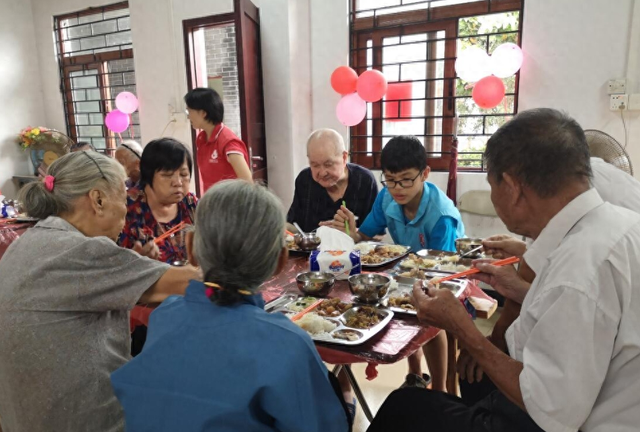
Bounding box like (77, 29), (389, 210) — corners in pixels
(490, 43), (523, 78)
(115, 92), (139, 114)
(472, 76), (506, 109)
(357, 70), (388, 102)
(105, 110), (130, 133)
(336, 93), (367, 126)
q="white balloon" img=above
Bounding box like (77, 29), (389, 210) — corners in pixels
(455, 47), (492, 83)
(490, 43), (523, 78)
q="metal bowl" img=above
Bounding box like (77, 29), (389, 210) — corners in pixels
(296, 271), (335, 297)
(455, 237), (483, 258)
(348, 273), (391, 304)
(294, 233), (321, 252)
(171, 260), (188, 267)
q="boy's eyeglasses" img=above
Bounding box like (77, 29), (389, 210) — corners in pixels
(381, 171), (423, 189)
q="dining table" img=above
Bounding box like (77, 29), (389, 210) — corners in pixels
(258, 252), (497, 422)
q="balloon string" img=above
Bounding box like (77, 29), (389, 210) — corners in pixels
(129, 114), (134, 139)
(118, 133), (124, 145)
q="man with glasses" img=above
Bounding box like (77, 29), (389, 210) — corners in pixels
(325, 134), (465, 392)
(287, 128), (378, 234)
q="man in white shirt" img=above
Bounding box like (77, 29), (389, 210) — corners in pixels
(368, 108), (640, 432)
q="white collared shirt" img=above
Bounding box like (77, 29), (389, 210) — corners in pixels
(506, 189), (640, 432)
(590, 157), (640, 213)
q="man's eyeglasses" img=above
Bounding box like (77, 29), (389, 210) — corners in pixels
(380, 171), (423, 189)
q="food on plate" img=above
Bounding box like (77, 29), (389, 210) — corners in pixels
(440, 254), (460, 263)
(287, 296), (319, 312)
(294, 313), (337, 335)
(358, 244), (408, 265)
(389, 293), (415, 311)
(316, 298), (353, 317)
(438, 263), (470, 273)
(345, 306), (382, 329)
(400, 254), (438, 269)
(398, 268), (427, 279)
(333, 330), (361, 341)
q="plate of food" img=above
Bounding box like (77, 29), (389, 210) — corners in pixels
(265, 294), (393, 345)
(384, 276), (467, 315)
(398, 250), (477, 273)
(354, 242), (411, 268)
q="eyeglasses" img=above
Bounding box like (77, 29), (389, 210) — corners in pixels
(81, 151), (107, 180)
(380, 171), (423, 189)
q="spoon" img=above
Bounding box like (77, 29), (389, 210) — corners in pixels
(459, 244), (484, 258)
(293, 222), (307, 236)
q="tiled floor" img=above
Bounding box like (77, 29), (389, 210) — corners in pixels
(341, 308), (502, 432)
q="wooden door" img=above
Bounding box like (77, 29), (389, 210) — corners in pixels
(234, 0), (268, 182)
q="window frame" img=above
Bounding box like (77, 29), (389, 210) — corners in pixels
(349, 0), (524, 172)
(54, 2), (136, 156)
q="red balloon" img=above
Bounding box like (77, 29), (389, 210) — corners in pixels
(331, 66), (358, 95)
(357, 70), (388, 102)
(472, 76), (506, 109)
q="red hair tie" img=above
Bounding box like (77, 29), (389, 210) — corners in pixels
(43, 175), (55, 192)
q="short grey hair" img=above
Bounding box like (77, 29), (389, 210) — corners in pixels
(194, 180), (285, 304)
(20, 151), (126, 219)
(306, 128), (345, 156)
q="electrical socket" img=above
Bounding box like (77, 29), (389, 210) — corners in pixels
(610, 94), (628, 110)
(608, 79), (627, 94)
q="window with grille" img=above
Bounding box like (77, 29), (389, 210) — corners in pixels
(350, 0), (523, 171)
(54, 2), (140, 156)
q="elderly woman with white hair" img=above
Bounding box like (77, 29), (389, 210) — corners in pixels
(114, 139), (142, 189)
(0, 151), (199, 432)
(111, 180), (350, 432)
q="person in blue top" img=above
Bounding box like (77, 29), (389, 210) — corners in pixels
(323, 135), (465, 392)
(111, 180), (350, 432)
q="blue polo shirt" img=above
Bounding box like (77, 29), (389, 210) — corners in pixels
(359, 182), (464, 252)
(111, 281), (349, 432)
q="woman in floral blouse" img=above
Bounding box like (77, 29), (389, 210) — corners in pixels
(118, 138), (197, 264)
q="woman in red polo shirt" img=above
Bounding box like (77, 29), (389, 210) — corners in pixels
(184, 88), (252, 192)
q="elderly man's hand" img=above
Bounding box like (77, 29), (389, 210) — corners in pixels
(457, 348), (484, 383)
(319, 205), (358, 240)
(482, 235), (527, 259)
(133, 241), (160, 261)
(469, 260), (530, 304)
(410, 281), (471, 334)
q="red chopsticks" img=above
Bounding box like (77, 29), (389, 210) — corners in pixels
(432, 256), (520, 284)
(154, 222), (186, 245)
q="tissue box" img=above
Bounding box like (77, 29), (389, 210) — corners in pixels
(310, 250), (361, 280)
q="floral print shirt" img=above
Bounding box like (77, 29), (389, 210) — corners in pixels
(118, 187), (198, 264)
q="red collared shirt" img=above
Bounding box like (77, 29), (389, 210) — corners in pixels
(196, 123), (249, 192)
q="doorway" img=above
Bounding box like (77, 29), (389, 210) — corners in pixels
(183, 0), (267, 196)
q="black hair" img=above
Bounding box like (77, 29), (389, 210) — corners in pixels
(484, 108), (592, 198)
(380, 135), (428, 173)
(184, 87), (224, 125)
(139, 138), (193, 188)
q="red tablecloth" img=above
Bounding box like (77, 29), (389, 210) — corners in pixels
(0, 222), (34, 258)
(256, 253), (491, 377)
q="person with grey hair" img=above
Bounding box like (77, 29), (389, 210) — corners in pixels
(114, 139), (142, 189)
(368, 108), (640, 432)
(111, 180), (350, 432)
(287, 128), (378, 233)
(0, 151), (200, 432)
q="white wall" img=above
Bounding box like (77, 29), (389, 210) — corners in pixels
(519, 0), (640, 170)
(0, 0), (47, 198)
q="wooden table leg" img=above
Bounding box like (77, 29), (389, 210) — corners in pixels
(446, 331), (459, 396)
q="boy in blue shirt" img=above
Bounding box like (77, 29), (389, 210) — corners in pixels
(324, 135), (465, 390)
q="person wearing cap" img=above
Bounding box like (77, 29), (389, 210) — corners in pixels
(114, 140), (143, 189)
